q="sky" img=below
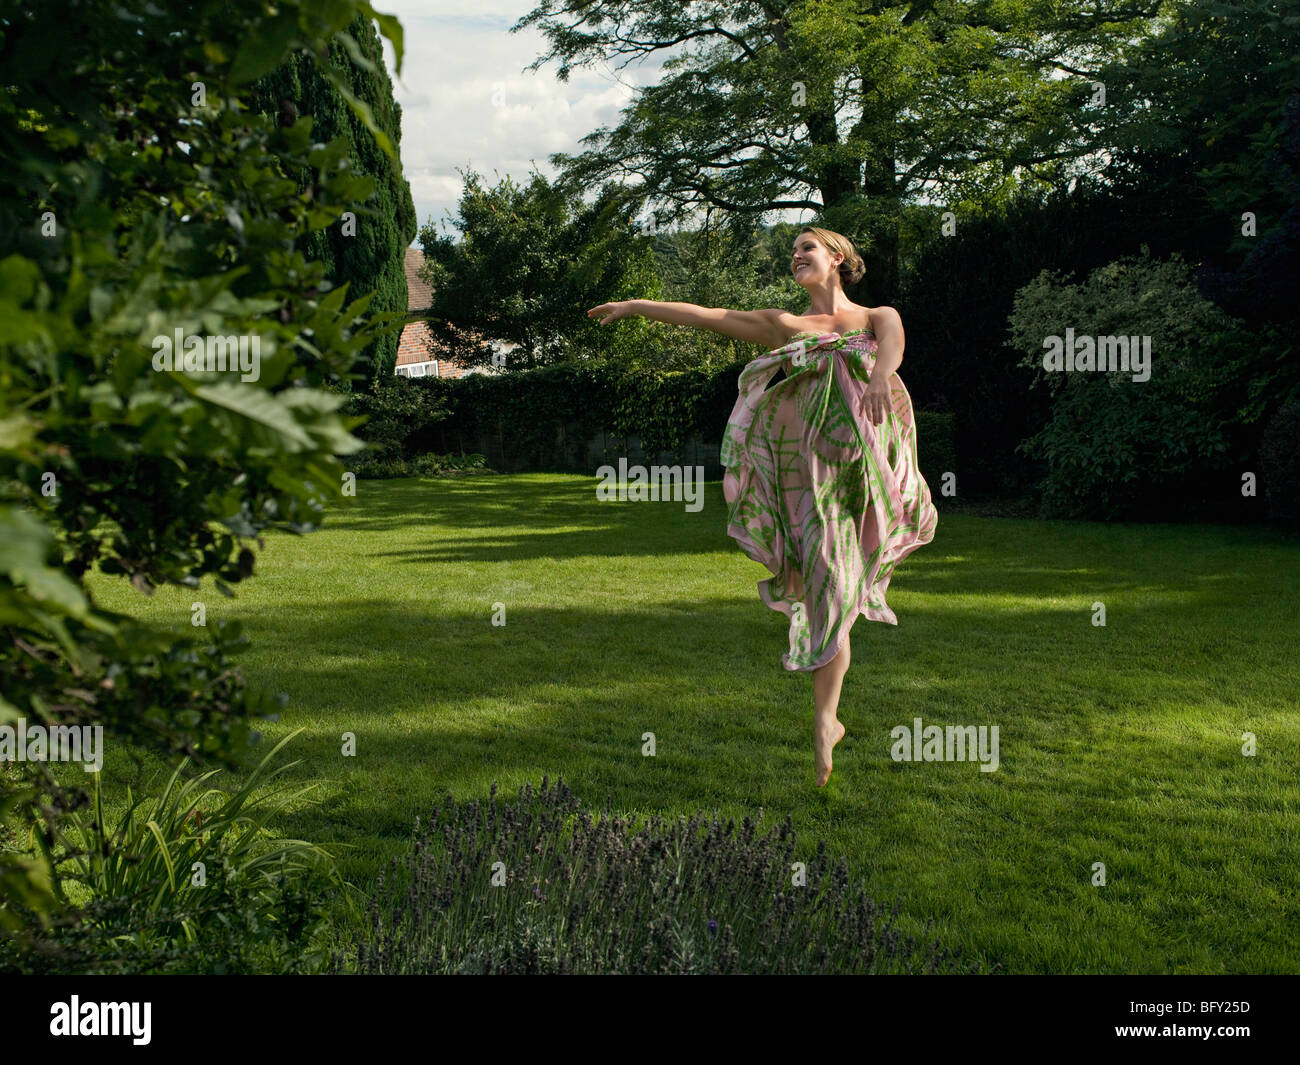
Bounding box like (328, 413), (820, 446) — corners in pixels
(375, 1), (659, 247)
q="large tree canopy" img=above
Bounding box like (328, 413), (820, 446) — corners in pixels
(418, 168), (663, 370)
(512, 0), (1175, 301)
(1099, 0), (1300, 328)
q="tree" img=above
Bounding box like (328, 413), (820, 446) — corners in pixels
(0, 0), (404, 942)
(1101, 0), (1300, 425)
(645, 217), (807, 370)
(1102, 0), (1300, 267)
(511, 0), (1174, 303)
(893, 0), (1300, 496)
(418, 168), (662, 370)
(246, 13), (417, 385)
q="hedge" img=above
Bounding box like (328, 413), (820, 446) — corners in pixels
(351, 363), (958, 488)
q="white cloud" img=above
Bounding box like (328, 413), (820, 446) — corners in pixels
(372, 2), (651, 244)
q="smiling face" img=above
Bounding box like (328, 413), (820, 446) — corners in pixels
(791, 233), (843, 289)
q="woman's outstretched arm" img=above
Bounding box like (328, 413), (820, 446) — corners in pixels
(587, 300), (786, 348)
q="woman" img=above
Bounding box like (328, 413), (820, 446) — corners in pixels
(587, 226), (937, 787)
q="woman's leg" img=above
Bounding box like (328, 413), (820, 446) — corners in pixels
(812, 633), (850, 786)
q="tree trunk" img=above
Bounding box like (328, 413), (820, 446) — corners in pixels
(858, 228), (899, 306)
(861, 134), (900, 304)
(806, 102), (858, 217)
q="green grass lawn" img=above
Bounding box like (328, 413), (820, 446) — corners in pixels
(82, 472), (1300, 974)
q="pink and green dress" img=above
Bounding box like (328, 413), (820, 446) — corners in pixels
(721, 327), (938, 672)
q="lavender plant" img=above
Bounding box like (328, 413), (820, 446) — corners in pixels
(335, 777), (983, 975)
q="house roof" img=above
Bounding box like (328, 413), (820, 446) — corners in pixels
(404, 246), (433, 312)
(396, 246), (500, 379)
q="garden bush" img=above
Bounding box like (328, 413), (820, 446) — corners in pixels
(334, 776), (982, 975)
(0, 732), (344, 975)
(898, 178), (1208, 498)
(342, 451), (489, 479)
(342, 378), (451, 463)
(1009, 251), (1254, 520)
(1259, 396), (1300, 525)
(353, 364), (958, 485)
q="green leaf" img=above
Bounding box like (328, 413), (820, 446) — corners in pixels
(0, 507), (89, 616)
(317, 282), (350, 316)
(229, 12), (301, 85)
(192, 382), (315, 450)
(335, 32), (378, 74)
(0, 412), (38, 452)
(366, 6), (405, 76)
(145, 820), (177, 895)
(0, 254), (39, 304)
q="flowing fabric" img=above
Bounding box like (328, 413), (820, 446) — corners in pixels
(720, 327), (938, 672)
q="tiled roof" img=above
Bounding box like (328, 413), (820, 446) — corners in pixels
(404, 245), (433, 312)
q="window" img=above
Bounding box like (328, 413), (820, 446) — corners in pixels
(396, 360), (438, 378)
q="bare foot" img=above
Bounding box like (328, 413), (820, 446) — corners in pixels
(815, 719), (847, 787)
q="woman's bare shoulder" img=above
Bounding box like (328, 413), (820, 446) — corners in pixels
(768, 310), (811, 334)
(762, 310), (817, 345)
(771, 305), (881, 342)
(869, 305), (903, 333)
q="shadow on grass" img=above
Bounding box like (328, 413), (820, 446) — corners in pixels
(322, 476), (1299, 594)
(329, 474), (731, 562)
(224, 580), (1282, 846)
(894, 515), (1297, 600)
(77, 472), (1300, 973)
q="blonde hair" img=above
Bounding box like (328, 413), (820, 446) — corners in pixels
(797, 226), (865, 289)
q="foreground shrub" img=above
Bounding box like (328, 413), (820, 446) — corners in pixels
(0, 731), (344, 974)
(0, 0), (403, 933)
(334, 777), (982, 975)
